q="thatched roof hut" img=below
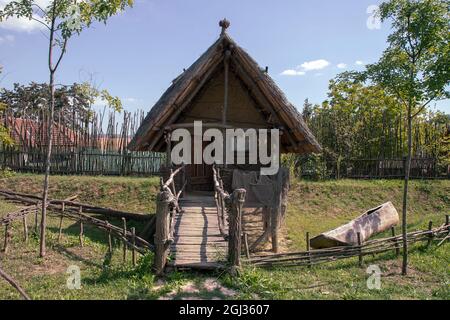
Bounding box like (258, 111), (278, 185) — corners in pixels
(128, 20), (321, 155)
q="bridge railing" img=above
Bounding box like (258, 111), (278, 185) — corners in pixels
(153, 164), (186, 275)
(213, 164), (246, 272)
(212, 165), (230, 240)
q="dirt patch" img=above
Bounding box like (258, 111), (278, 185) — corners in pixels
(157, 277), (237, 300)
(1, 247), (68, 277)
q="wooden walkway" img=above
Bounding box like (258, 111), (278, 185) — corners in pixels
(168, 193), (228, 270)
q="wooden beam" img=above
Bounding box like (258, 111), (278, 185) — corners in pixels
(222, 50), (231, 125)
(164, 122), (233, 130)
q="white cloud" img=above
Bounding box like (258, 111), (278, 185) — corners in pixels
(0, 0), (51, 32)
(124, 97), (141, 103)
(355, 60), (364, 66)
(280, 69), (306, 76)
(0, 17), (46, 32)
(337, 63), (347, 69)
(0, 34), (14, 44)
(280, 59), (330, 77)
(298, 59), (330, 71)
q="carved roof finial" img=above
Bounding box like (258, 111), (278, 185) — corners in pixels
(219, 18), (230, 35)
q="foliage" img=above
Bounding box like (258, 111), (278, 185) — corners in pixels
(0, 1), (134, 44)
(0, 166), (15, 178)
(283, 153), (329, 180)
(0, 68), (14, 148)
(292, 0), (450, 182)
(362, 0), (449, 275)
(305, 80), (449, 160)
(296, 80), (449, 179)
(0, 82), (123, 122)
(0, 0), (134, 258)
(0, 124), (14, 147)
(365, 0), (449, 106)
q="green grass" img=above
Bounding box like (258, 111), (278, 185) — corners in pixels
(0, 173), (161, 213)
(0, 174), (449, 300)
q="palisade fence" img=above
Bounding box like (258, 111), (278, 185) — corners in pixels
(299, 157), (448, 180)
(0, 107), (447, 178)
(0, 108), (165, 176)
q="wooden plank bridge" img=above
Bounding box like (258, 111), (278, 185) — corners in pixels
(153, 164), (246, 275)
(167, 193), (228, 270)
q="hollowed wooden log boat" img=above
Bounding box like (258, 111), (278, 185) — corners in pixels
(310, 202), (399, 249)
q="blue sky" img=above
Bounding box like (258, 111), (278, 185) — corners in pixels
(0, 0), (448, 114)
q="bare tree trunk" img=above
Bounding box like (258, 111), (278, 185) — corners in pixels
(40, 2), (57, 258)
(402, 104), (412, 275)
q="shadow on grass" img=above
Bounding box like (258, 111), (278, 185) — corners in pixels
(47, 217), (145, 247)
(82, 252), (155, 284)
(51, 243), (103, 268)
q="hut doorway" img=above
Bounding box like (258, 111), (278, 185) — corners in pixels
(186, 140), (213, 191)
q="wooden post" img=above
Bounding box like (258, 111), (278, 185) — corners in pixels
(181, 164), (186, 198)
(243, 232), (250, 259)
(122, 217), (127, 263)
(34, 203), (39, 234)
(306, 232), (311, 267)
(427, 221), (433, 247)
(446, 215), (449, 236)
(165, 131), (172, 166)
(3, 224), (10, 254)
(153, 190), (172, 276)
(131, 227), (136, 267)
(78, 206), (84, 247)
(170, 168), (176, 196)
(228, 188), (246, 272)
(391, 227), (400, 256)
(271, 206), (280, 253)
(58, 203), (64, 243)
(357, 232), (363, 267)
(106, 220), (112, 254)
(23, 215), (28, 243)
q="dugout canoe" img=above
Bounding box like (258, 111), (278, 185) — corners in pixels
(310, 201), (399, 249)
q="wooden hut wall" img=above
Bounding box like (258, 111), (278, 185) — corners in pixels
(177, 69), (269, 128)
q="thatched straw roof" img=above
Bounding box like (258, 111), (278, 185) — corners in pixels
(128, 24), (321, 154)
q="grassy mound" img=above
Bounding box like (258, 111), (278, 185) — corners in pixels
(0, 174), (448, 300)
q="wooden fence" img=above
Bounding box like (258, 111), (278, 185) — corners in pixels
(300, 157), (448, 180)
(0, 189), (155, 257)
(247, 217), (449, 268)
(341, 158), (445, 179)
(153, 165), (187, 275)
(1, 108), (166, 176)
(0, 149), (165, 176)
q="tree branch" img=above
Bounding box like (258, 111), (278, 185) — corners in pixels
(31, 3), (48, 17)
(51, 38), (68, 73)
(0, 267), (31, 300)
(412, 96), (435, 118)
(30, 16), (51, 31)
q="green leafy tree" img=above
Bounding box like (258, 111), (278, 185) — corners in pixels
(0, 0), (133, 257)
(0, 66), (14, 148)
(0, 81), (122, 125)
(364, 0), (449, 275)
